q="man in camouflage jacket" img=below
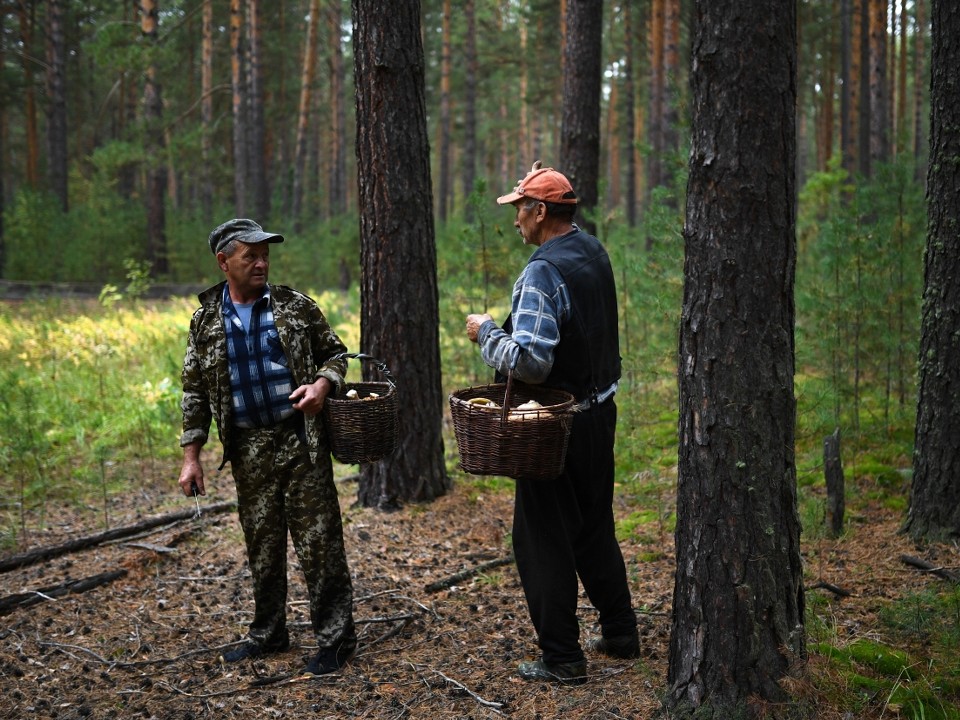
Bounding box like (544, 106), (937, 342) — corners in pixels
(178, 218), (356, 676)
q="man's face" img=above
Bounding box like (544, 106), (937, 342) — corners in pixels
(513, 200), (544, 246)
(219, 241), (270, 299)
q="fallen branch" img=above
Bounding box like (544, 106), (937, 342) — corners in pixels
(0, 500), (235, 573)
(433, 670), (504, 714)
(0, 570), (128, 616)
(424, 555), (514, 593)
(900, 555), (960, 583)
(808, 580), (852, 598)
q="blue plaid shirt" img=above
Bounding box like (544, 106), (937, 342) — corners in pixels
(477, 231), (618, 408)
(222, 284), (297, 428)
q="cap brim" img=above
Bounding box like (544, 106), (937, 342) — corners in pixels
(496, 191), (523, 205)
(244, 231), (284, 244)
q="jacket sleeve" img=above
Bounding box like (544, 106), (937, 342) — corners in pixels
(310, 303), (348, 394)
(275, 287), (348, 394)
(179, 309), (213, 447)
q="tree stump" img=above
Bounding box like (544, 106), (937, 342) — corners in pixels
(824, 427), (844, 537)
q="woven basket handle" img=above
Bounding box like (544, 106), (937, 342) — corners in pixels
(500, 369), (514, 425)
(331, 352), (396, 387)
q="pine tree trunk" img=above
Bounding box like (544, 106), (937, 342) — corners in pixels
(822, 23), (836, 170)
(560, 0), (603, 233)
(841, 0), (856, 175)
(858, 0), (871, 176)
(438, 0), (451, 223)
(142, 0), (168, 276)
(462, 0), (477, 220)
(327, 1), (347, 217)
(912, 0), (927, 181)
(45, 0), (67, 212)
(906, 0), (960, 542)
(647, 0), (664, 199)
(896, 0), (907, 155)
(667, 0), (804, 714)
(662, 0), (680, 198)
(623, 0), (637, 227)
(0, 9), (5, 272)
(201, 0), (213, 221)
(869, 0), (888, 168)
(518, 18), (531, 170)
(117, 0), (139, 199)
(230, 0), (247, 216)
(292, 0), (319, 224)
(606, 69), (620, 210)
(18, 1), (39, 188)
(352, 0), (450, 509)
(249, 0), (270, 220)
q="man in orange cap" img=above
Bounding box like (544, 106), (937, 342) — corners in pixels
(466, 164), (639, 685)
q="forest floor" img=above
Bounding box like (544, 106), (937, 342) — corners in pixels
(0, 451), (957, 720)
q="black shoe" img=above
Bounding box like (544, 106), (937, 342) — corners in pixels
(219, 638), (289, 664)
(585, 630), (640, 659)
(303, 641), (357, 676)
(517, 658), (587, 686)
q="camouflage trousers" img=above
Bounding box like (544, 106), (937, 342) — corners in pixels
(231, 414), (355, 651)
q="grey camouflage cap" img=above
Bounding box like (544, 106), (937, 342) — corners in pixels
(209, 218), (284, 255)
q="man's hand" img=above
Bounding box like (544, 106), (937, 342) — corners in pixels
(466, 313), (493, 343)
(290, 376), (333, 416)
(178, 442), (205, 497)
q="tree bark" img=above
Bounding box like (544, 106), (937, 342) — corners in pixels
(906, 0), (960, 543)
(353, 0), (449, 508)
(668, 0), (804, 715)
(560, 0), (603, 234)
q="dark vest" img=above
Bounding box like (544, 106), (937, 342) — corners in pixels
(503, 228), (621, 403)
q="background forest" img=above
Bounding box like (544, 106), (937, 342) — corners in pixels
(0, 0), (928, 290)
(3, 1), (956, 719)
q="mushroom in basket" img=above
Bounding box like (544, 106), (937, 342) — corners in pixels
(466, 397), (500, 410)
(345, 389), (381, 401)
(508, 399), (544, 421)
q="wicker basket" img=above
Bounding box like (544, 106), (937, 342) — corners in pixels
(449, 373), (575, 481)
(323, 353), (398, 464)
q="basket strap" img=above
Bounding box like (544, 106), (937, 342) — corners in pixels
(500, 369), (514, 425)
(331, 352), (396, 387)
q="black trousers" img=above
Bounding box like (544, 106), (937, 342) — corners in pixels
(512, 399), (637, 665)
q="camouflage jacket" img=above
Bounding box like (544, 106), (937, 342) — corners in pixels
(180, 281), (348, 468)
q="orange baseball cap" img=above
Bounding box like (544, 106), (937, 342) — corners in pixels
(497, 164), (578, 205)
